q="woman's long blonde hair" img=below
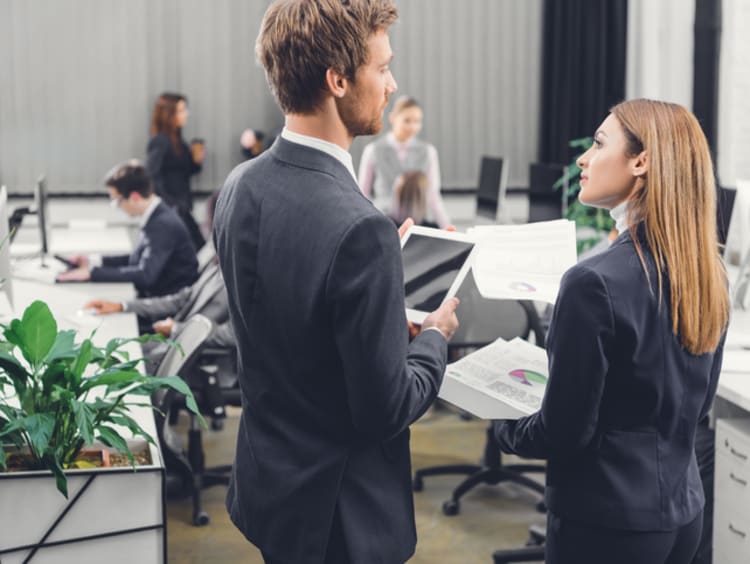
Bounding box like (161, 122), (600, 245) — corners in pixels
(612, 99), (729, 354)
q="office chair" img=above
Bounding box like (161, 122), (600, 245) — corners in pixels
(528, 162), (565, 223)
(476, 156), (510, 224)
(151, 315), (214, 524)
(412, 270), (546, 516)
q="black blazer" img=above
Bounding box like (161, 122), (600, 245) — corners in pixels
(146, 132), (201, 212)
(213, 137), (448, 563)
(495, 226), (726, 532)
(90, 201), (199, 298)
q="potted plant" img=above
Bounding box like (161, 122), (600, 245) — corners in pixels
(0, 300), (205, 562)
(554, 137), (615, 254)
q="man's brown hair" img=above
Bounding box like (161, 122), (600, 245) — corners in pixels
(256, 0), (398, 115)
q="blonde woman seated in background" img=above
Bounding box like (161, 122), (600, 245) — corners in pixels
(358, 95), (450, 227)
(389, 171), (438, 228)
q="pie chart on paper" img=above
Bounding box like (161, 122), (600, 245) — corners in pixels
(508, 369), (547, 387)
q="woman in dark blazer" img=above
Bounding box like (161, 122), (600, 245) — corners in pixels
(146, 92), (205, 249)
(494, 99), (730, 564)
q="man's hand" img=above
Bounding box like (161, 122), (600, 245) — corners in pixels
(153, 317), (175, 338)
(83, 299), (122, 315)
(397, 217), (414, 240)
(56, 267), (91, 282)
(421, 297), (460, 341)
(67, 255), (90, 268)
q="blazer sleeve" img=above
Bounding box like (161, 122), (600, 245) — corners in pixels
(146, 135), (169, 196)
(101, 254), (130, 268)
(698, 331), (727, 421)
(89, 219), (178, 287)
(326, 213), (447, 442)
(494, 265), (614, 460)
(124, 285), (192, 320)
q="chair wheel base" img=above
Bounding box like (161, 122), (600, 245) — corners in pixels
(442, 499), (460, 516)
(413, 476), (424, 492)
(193, 511), (210, 526)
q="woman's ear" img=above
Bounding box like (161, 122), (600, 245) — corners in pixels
(325, 68), (347, 98)
(631, 151), (648, 178)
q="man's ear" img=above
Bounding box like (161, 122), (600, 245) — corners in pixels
(325, 68), (348, 98)
(631, 151), (648, 178)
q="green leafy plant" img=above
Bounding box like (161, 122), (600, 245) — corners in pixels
(0, 300), (205, 497)
(553, 137), (614, 253)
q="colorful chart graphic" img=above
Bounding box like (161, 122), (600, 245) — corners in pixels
(508, 369), (547, 387)
(508, 281), (537, 293)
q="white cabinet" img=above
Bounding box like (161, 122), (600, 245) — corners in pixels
(714, 418), (750, 564)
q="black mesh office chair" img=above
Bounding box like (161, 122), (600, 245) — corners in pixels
(412, 270), (546, 516)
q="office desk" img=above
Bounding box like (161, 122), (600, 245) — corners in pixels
(11, 225), (133, 258)
(712, 309), (750, 564)
(0, 279), (166, 564)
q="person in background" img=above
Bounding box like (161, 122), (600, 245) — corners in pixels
(358, 95), (450, 227)
(494, 99), (729, 564)
(57, 160), (199, 298)
(146, 92), (206, 250)
(389, 170), (438, 228)
(213, 1), (459, 562)
(240, 128), (266, 160)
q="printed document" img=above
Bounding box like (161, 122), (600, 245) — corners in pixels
(439, 337), (548, 419)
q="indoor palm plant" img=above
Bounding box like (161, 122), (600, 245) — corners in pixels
(0, 299), (204, 498)
(554, 137), (614, 253)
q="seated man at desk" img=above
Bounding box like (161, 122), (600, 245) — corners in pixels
(56, 160), (199, 297)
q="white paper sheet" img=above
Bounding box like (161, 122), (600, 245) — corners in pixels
(467, 220), (577, 303)
(439, 337), (548, 419)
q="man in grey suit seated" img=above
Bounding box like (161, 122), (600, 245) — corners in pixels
(83, 260), (233, 371)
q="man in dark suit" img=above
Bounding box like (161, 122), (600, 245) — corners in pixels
(57, 160), (199, 298)
(212, 1), (460, 563)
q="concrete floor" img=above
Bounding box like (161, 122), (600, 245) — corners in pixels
(166, 404), (545, 564)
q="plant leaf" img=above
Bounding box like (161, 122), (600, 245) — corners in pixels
(45, 455), (69, 498)
(109, 413), (156, 446)
(45, 329), (78, 362)
(132, 376), (207, 429)
(71, 400), (96, 446)
(0, 350), (28, 397)
(71, 339), (93, 384)
(3, 413), (56, 457)
(96, 425), (134, 466)
(81, 368), (145, 392)
(17, 301), (58, 367)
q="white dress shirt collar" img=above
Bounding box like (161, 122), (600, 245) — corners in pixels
(140, 196), (162, 228)
(281, 127), (357, 181)
(609, 199), (630, 235)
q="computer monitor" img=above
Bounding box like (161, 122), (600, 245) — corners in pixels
(528, 162), (566, 223)
(475, 156), (508, 222)
(32, 174), (50, 256)
(0, 186), (14, 307)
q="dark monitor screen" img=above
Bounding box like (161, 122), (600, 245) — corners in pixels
(33, 174), (49, 255)
(528, 162), (565, 223)
(476, 156), (505, 220)
(402, 234), (475, 313)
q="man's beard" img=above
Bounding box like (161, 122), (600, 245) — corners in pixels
(336, 92), (386, 138)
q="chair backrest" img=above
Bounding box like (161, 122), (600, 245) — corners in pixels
(450, 269), (545, 349)
(155, 314), (214, 378)
(528, 162), (565, 223)
(476, 156), (509, 223)
(196, 240), (217, 275)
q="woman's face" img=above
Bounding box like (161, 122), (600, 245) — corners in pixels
(174, 100), (189, 128)
(390, 106), (422, 142)
(576, 113), (644, 209)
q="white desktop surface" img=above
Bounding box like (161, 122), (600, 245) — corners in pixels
(11, 226), (133, 257)
(717, 309), (750, 411)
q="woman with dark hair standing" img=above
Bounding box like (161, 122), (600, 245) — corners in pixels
(494, 99), (729, 564)
(146, 92), (205, 249)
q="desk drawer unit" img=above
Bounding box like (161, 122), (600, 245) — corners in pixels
(714, 418), (750, 563)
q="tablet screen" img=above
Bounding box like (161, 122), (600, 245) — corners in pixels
(401, 234), (475, 313)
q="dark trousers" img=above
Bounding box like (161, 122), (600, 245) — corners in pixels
(262, 508), (350, 564)
(546, 510), (704, 564)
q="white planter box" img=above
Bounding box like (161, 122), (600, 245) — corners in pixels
(0, 440), (165, 564)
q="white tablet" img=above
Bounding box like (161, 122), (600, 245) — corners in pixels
(400, 226), (477, 324)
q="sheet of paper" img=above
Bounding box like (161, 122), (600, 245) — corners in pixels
(439, 337), (548, 419)
(466, 220), (577, 303)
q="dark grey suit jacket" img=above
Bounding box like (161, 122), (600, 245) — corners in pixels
(125, 262), (232, 348)
(495, 225), (726, 535)
(213, 137), (447, 563)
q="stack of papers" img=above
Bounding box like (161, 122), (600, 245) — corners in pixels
(467, 220), (577, 304)
(439, 337), (549, 420)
